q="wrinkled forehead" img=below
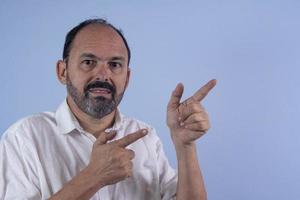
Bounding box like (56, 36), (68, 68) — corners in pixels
(70, 24), (128, 61)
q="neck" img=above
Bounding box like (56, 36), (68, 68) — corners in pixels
(66, 96), (116, 138)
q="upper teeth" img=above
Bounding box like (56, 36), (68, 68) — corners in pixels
(90, 88), (110, 92)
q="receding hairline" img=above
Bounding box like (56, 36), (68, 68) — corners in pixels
(68, 23), (129, 62)
(63, 18), (131, 65)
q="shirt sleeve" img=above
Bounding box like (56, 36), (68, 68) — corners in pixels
(0, 131), (41, 200)
(153, 129), (178, 200)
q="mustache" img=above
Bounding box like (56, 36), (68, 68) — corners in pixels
(84, 81), (116, 94)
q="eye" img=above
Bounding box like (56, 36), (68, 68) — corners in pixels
(109, 61), (122, 69)
(80, 59), (96, 70)
(82, 59), (96, 66)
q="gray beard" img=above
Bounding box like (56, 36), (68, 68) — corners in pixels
(66, 76), (124, 119)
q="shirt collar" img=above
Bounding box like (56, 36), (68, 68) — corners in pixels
(55, 99), (124, 135)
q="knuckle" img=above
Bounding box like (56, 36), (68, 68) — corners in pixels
(125, 160), (133, 167)
(199, 121), (206, 127)
(125, 165), (133, 177)
(127, 149), (135, 158)
(196, 124), (202, 129)
(117, 160), (128, 170)
(120, 160), (127, 168)
(121, 164), (132, 177)
(205, 112), (210, 119)
(194, 114), (202, 121)
(206, 122), (211, 130)
(199, 105), (206, 112)
(127, 170), (133, 177)
(201, 122), (209, 131)
(120, 170), (127, 178)
(127, 161), (133, 169)
(192, 103), (199, 110)
(189, 103), (200, 113)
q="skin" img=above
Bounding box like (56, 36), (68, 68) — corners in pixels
(168, 79), (216, 200)
(56, 24), (130, 136)
(51, 23), (216, 200)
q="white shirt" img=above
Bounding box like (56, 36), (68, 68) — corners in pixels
(0, 100), (177, 200)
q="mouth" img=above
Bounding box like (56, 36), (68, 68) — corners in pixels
(88, 87), (112, 98)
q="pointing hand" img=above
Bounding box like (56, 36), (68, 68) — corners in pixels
(88, 129), (148, 187)
(167, 79), (216, 146)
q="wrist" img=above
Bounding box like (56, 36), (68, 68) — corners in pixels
(172, 138), (196, 155)
(174, 141), (196, 153)
(84, 164), (106, 189)
(170, 130), (195, 147)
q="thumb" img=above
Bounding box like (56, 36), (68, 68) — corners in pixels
(95, 131), (117, 145)
(167, 83), (184, 110)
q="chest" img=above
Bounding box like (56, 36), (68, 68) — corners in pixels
(32, 133), (160, 199)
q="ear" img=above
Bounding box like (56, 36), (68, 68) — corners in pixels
(124, 67), (131, 89)
(56, 60), (67, 85)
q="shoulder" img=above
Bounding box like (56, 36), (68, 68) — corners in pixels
(1, 112), (55, 144)
(121, 114), (157, 135)
(122, 115), (154, 130)
(120, 114), (162, 146)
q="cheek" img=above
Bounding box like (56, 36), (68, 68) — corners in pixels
(67, 72), (88, 92)
(114, 75), (129, 92)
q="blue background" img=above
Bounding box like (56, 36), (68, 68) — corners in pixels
(1, 0), (300, 199)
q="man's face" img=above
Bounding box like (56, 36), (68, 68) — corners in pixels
(64, 24), (130, 119)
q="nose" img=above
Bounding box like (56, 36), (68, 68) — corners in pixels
(94, 62), (111, 81)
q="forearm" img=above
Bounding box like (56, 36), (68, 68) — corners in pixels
(175, 143), (207, 200)
(49, 166), (103, 200)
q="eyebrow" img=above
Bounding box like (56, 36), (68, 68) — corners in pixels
(110, 57), (126, 62)
(80, 53), (126, 62)
(80, 53), (100, 60)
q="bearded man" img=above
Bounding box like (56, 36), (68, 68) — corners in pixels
(0, 18), (216, 200)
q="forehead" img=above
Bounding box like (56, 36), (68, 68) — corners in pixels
(70, 24), (128, 60)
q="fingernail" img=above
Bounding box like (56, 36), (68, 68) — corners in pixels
(180, 122), (184, 126)
(178, 117), (182, 121)
(142, 129), (148, 134)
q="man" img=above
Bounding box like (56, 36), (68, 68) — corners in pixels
(0, 19), (216, 200)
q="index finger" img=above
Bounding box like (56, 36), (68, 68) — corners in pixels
(193, 79), (217, 102)
(114, 129), (148, 148)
